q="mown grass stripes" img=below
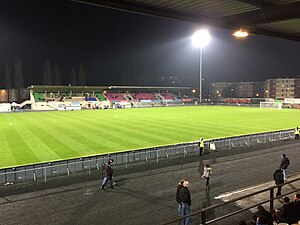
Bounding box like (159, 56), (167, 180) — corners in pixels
(0, 106), (298, 168)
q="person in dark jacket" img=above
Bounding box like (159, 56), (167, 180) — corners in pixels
(273, 168), (284, 196)
(278, 196), (299, 224)
(177, 180), (191, 225)
(101, 159), (115, 189)
(254, 205), (273, 225)
(293, 193), (300, 220)
(176, 179), (185, 216)
(280, 154), (290, 181)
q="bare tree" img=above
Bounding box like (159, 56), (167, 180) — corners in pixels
(53, 64), (61, 85)
(14, 57), (24, 103)
(43, 60), (53, 85)
(70, 66), (77, 85)
(78, 64), (86, 86)
(5, 62), (12, 102)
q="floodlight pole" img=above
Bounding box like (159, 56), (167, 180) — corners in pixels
(199, 47), (203, 103)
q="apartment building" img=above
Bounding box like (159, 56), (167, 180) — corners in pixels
(210, 81), (264, 99)
(265, 77), (300, 99)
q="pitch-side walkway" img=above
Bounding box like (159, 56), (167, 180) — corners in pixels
(215, 172), (300, 210)
(0, 140), (300, 225)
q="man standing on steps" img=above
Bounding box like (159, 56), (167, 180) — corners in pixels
(280, 154), (290, 181)
(273, 167), (284, 196)
(101, 159), (115, 189)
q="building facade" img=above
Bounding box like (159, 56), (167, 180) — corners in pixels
(210, 81), (264, 99)
(265, 77), (300, 99)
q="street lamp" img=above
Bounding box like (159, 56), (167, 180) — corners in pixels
(192, 29), (210, 103)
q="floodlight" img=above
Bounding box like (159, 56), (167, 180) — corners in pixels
(192, 29), (210, 48)
(233, 29), (249, 38)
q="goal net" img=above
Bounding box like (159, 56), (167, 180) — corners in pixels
(260, 101), (282, 109)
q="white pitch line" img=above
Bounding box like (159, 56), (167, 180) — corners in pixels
(215, 183), (268, 199)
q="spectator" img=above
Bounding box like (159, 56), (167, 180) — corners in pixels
(101, 159), (115, 189)
(202, 164), (212, 190)
(293, 194), (300, 220)
(177, 180), (192, 225)
(295, 127), (300, 140)
(280, 154), (290, 181)
(250, 215), (258, 225)
(254, 205), (273, 225)
(273, 168), (284, 196)
(176, 179), (185, 217)
(256, 215), (268, 225)
(198, 138), (204, 156)
(278, 196), (299, 224)
(239, 221), (247, 225)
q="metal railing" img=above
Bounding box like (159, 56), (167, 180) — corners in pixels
(161, 176), (300, 225)
(0, 129), (295, 185)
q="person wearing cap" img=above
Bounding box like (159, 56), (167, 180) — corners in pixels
(198, 138), (204, 156)
(101, 159), (115, 189)
(295, 127), (300, 140)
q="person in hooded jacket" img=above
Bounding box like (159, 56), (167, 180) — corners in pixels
(273, 167), (284, 196)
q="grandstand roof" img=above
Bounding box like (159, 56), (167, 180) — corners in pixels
(29, 85), (191, 92)
(70, 0), (300, 42)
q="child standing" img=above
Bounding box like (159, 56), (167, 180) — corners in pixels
(202, 164), (212, 190)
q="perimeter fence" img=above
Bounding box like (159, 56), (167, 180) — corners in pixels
(0, 129), (295, 185)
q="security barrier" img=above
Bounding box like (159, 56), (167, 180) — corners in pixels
(0, 129), (294, 185)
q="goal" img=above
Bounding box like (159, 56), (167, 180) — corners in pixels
(260, 101), (282, 109)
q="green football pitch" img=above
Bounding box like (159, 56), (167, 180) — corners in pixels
(0, 106), (298, 169)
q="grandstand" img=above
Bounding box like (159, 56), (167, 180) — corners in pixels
(26, 85), (192, 111)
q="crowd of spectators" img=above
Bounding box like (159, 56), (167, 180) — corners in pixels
(238, 194), (300, 225)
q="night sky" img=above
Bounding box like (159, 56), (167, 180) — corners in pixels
(1, 0), (300, 88)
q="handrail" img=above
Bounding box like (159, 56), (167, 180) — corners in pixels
(161, 176), (300, 225)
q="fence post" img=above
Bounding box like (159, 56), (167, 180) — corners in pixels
(44, 167), (47, 183)
(156, 150), (159, 163)
(229, 139), (231, 151)
(270, 188), (274, 211)
(201, 211), (207, 225)
(88, 160), (91, 175)
(33, 172), (36, 182)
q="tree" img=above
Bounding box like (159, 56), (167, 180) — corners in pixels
(14, 57), (24, 102)
(43, 60), (53, 85)
(70, 66), (77, 85)
(53, 64), (61, 85)
(78, 64), (86, 86)
(5, 62), (12, 102)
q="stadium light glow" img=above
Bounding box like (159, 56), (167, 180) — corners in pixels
(192, 29), (210, 103)
(192, 29), (210, 48)
(233, 29), (249, 38)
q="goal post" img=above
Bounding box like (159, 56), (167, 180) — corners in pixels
(260, 101), (282, 109)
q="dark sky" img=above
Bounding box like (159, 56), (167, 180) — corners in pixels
(1, 0), (300, 88)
